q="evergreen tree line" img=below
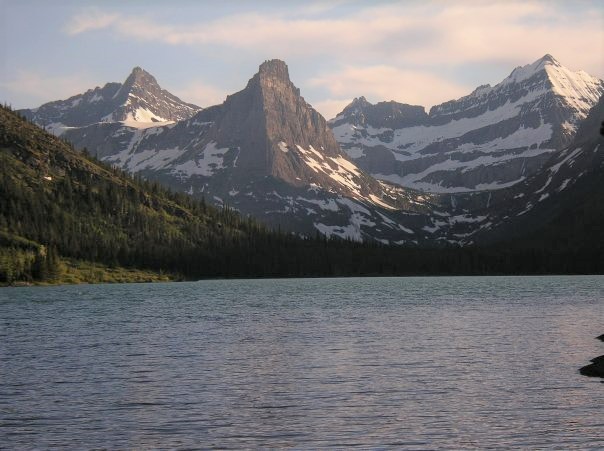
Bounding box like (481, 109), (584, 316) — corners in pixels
(1, 103), (602, 284)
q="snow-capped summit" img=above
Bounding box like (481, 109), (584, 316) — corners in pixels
(19, 67), (200, 133)
(101, 66), (201, 126)
(434, 53), (602, 120)
(331, 54), (604, 193)
(505, 54), (561, 85)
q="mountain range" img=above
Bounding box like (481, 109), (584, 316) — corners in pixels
(17, 55), (604, 246)
(331, 55), (603, 193)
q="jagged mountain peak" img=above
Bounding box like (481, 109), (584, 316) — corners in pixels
(505, 53), (564, 85)
(19, 67), (201, 130)
(350, 96), (370, 107)
(123, 66), (158, 87)
(258, 59), (290, 79)
(539, 53), (559, 64)
(102, 67), (202, 124)
(333, 96), (428, 129)
(247, 59), (298, 97)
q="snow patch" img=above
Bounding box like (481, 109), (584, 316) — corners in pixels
(314, 222), (362, 242)
(172, 142), (230, 177)
(278, 141), (289, 153)
(297, 197), (340, 212)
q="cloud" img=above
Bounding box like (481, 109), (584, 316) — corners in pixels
(41, 1), (604, 116)
(63, 2), (604, 76)
(173, 82), (229, 108)
(64, 9), (118, 35)
(0, 70), (97, 107)
(309, 66), (471, 112)
(310, 98), (353, 121)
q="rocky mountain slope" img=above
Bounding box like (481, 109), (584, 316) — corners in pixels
(470, 94), (604, 245)
(0, 102), (254, 281)
(419, 94), (604, 246)
(331, 55), (603, 193)
(19, 67), (200, 133)
(53, 60), (457, 244)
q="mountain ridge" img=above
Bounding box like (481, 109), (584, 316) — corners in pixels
(331, 54), (604, 193)
(15, 55), (604, 246)
(48, 59), (454, 243)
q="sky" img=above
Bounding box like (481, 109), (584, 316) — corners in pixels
(0, 0), (602, 119)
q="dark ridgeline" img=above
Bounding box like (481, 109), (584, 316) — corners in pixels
(1, 97), (604, 284)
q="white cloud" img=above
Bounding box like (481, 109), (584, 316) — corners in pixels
(173, 82), (229, 108)
(63, 2), (604, 77)
(309, 66), (471, 112)
(11, 1), (599, 114)
(310, 98), (353, 121)
(64, 9), (118, 35)
(0, 70), (97, 107)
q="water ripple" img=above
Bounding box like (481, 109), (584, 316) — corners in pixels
(1, 276), (603, 448)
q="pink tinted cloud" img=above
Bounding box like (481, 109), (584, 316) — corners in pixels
(309, 65), (471, 112)
(63, 2), (603, 76)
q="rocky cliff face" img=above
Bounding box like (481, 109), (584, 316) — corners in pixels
(58, 60), (446, 244)
(331, 55), (604, 193)
(19, 67), (200, 132)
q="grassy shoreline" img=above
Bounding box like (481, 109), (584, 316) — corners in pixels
(1, 258), (178, 287)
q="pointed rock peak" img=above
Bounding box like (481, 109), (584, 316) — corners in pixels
(123, 66), (159, 89)
(533, 54), (563, 73)
(351, 96), (371, 107)
(538, 54), (560, 65)
(258, 59), (290, 81)
(470, 83), (492, 96)
(341, 97), (372, 114)
(506, 54), (563, 85)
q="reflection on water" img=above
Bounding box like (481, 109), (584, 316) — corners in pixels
(1, 276), (603, 448)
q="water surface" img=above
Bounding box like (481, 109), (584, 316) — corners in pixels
(1, 276), (603, 448)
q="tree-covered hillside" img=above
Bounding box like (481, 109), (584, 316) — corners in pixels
(1, 103), (602, 284)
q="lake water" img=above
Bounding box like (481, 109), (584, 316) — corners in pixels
(1, 276), (603, 449)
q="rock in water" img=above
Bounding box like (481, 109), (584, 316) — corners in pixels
(580, 355), (604, 378)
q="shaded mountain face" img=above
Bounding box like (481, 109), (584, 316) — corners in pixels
(418, 95), (604, 245)
(58, 60), (450, 244)
(331, 55), (604, 193)
(468, 95), (604, 244)
(19, 67), (200, 133)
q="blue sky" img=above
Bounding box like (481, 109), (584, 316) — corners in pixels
(1, 0), (602, 118)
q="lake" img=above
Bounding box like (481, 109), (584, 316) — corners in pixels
(1, 276), (603, 448)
